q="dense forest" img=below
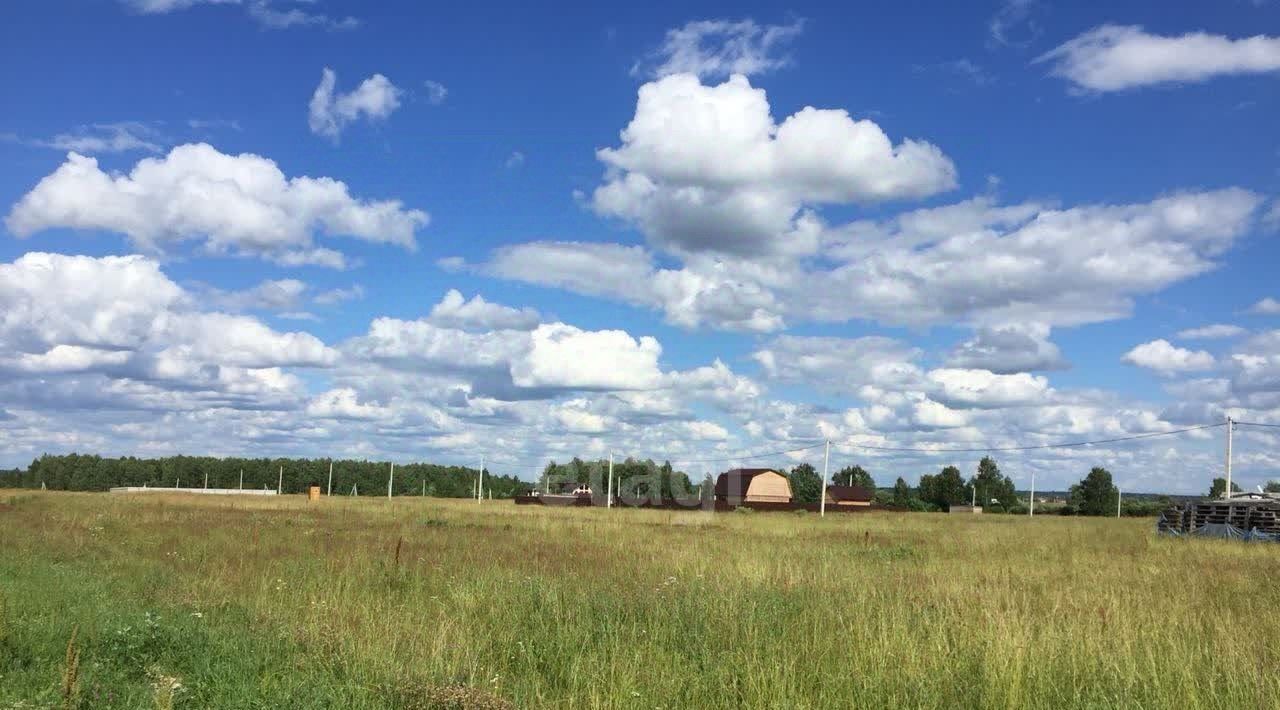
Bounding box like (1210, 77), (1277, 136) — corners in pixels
(0, 454), (526, 498)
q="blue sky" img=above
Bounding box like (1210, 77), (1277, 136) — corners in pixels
(1, 0), (1279, 492)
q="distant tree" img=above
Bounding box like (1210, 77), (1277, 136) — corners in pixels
(918, 465), (967, 510)
(1265, 481), (1280, 493)
(1209, 477), (1243, 499)
(892, 477), (911, 506)
(833, 465), (875, 491)
(789, 463), (822, 504)
(971, 457), (1018, 511)
(1070, 467), (1118, 516)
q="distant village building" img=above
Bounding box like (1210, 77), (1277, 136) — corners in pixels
(949, 504), (983, 514)
(824, 485), (873, 507)
(715, 468), (792, 505)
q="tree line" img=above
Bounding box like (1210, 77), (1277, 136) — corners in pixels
(0, 453), (525, 498)
(782, 457), (1171, 516)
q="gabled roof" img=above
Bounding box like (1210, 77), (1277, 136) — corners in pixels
(715, 468), (783, 497)
(826, 485), (873, 502)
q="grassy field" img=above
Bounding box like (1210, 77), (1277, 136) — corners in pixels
(1, 491), (1278, 709)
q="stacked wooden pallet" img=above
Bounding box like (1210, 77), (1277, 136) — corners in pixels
(1162, 497), (1280, 535)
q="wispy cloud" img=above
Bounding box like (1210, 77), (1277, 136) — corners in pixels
(308, 68), (402, 141)
(423, 80), (448, 105)
(1248, 297), (1280, 315)
(187, 118), (243, 132)
(1037, 25), (1280, 92)
(3, 122), (164, 154)
(119, 0), (358, 31)
(505, 151), (525, 169)
(912, 58), (995, 87)
(314, 284), (365, 305)
(988, 0), (1043, 48)
(632, 17), (805, 80)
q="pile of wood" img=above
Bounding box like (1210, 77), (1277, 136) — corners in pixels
(1159, 495), (1280, 536)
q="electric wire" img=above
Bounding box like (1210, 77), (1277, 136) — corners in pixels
(663, 441), (827, 465)
(828, 422), (1226, 453)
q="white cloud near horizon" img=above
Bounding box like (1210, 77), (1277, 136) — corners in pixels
(480, 189), (1263, 332)
(1038, 25), (1280, 92)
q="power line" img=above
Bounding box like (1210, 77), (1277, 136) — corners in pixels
(834, 422), (1226, 453)
(662, 441), (828, 465)
(1236, 421), (1280, 429)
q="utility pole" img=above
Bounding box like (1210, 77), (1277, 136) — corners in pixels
(204, 472), (208, 489)
(1117, 487), (1122, 519)
(327, 460), (333, 497)
(820, 440), (830, 517)
(1029, 471), (1035, 518)
(387, 462), (394, 499)
(607, 453), (614, 509)
(277, 465), (282, 495)
(1225, 415), (1234, 500)
(238, 468), (243, 491)
(477, 455), (484, 504)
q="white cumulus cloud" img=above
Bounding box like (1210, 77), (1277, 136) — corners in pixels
(1122, 339), (1216, 375)
(5, 143), (428, 267)
(427, 290), (540, 331)
(594, 73), (956, 256)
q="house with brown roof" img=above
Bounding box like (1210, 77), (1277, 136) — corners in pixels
(715, 468), (792, 505)
(825, 485), (873, 507)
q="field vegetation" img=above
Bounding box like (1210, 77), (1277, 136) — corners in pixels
(1, 490), (1278, 708)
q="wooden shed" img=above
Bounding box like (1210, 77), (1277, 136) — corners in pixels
(825, 485), (873, 507)
(715, 468), (792, 505)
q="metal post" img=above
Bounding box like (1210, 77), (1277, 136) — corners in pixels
(1117, 486), (1122, 519)
(820, 440), (830, 517)
(239, 468), (243, 490)
(327, 461), (333, 497)
(1225, 415), (1234, 500)
(1029, 471), (1035, 518)
(387, 462), (394, 499)
(607, 453), (613, 509)
(478, 455), (484, 504)
(204, 472), (208, 489)
(277, 465), (282, 495)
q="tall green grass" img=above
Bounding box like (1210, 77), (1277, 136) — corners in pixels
(1, 491), (1277, 708)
